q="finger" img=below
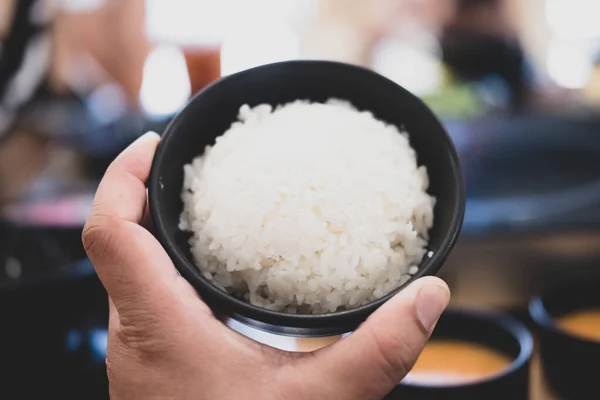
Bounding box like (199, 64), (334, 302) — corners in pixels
(140, 193), (153, 232)
(83, 132), (181, 313)
(308, 277), (450, 400)
(108, 296), (118, 320)
(108, 296), (117, 315)
(90, 132), (158, 224)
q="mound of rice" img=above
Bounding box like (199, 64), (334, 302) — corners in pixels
(179, 99), (435, 314)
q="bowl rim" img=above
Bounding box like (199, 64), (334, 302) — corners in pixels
(529, 280), (600, 345)
(148, 59), (466, 330)
(398, 308), (533, 389)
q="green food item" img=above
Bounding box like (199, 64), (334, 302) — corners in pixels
(422, 67), (487, 118)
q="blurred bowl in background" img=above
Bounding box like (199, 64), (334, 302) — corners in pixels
(388, 309), (532, 400)
(530, 280), (600, 399)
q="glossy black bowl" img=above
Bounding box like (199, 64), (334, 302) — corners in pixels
(148, 60), (465, 337)
(530, 280), (600, 399)
(387, 309), (533, 400)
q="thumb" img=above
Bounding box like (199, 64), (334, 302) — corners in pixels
(310, 277), (450, 400)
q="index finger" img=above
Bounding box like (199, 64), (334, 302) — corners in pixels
(82, 132), (181, 311)
(91, 131), (159, 224)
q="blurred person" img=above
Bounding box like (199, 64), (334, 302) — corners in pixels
(0, 0), (148, 204)
(439, 0), (532, 111)
(394, 0), (457, 37)
(51, 0), (149, 104)
(0, 0), (53, 203)
(301, 0), (398, 66)
(302, 0), (455, 66)
(82, 132), (451, 400)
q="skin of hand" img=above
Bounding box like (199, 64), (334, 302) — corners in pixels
(82, 132), (451, 400)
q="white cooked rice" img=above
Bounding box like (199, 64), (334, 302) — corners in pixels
(179, 99), (435, 314)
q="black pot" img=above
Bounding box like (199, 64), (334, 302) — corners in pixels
(148, 60), (465, 337)
(530, 280), (600, 399)
(387, 309), (533, 400)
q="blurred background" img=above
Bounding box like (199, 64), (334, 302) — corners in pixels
(1, 0), (600, 398)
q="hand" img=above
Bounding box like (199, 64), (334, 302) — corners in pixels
(82, 132), (451, 400)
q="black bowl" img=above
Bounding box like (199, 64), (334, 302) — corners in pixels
(530, 280), (600, 399)
(387, 309), (533, 400)
(148, 60), (465, 337)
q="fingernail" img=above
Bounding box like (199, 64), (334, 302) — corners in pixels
(415, 283), (450, 332)
(141, 131), (161, 141)
(130, 131), (160, 147)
